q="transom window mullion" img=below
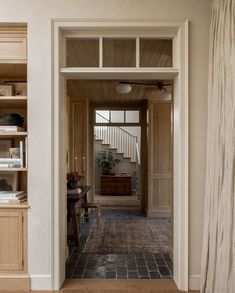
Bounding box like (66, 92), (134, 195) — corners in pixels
(136, 37), (140, 68)
(99, 37), (103, 68)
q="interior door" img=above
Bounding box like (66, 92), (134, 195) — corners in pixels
(68, 98), (89, 184)
(148, 100), (173, 217)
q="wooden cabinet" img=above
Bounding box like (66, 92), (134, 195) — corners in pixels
(101, 175), (132, 195)
(0, 208), (27, 273)
(68, 98), (89, 182)
(148, 101), (173, 217)
(0, 27), (27, 63)
(0, 25), (29, 290)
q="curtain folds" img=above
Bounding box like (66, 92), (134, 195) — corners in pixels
(201, 0), (235, 292)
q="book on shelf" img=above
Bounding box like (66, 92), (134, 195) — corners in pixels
(20, 141), (23, 167)
(0, 158), (21, 167)
(0, 198), (27, 204)
(16, 193), (27, 200)
(0, 191), (24, 199)
(19, 137), (28, 168)
(0, 136), (27, 168)
(0, 126), (24, 132)
(0, 199), (20, 204)
(0, 191), (27, 203)
(25, 137), (28, 167)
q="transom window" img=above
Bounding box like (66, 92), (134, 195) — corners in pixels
(66, 37), (172, 68)
(95, 110), (140, 124)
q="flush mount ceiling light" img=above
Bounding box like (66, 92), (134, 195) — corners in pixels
(160, 91), (172, 101)
(116, 83), (132, 94)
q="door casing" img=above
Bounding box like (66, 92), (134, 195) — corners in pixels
(52, 20), (189, 291)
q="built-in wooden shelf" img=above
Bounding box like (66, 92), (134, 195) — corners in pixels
(0, 131), (27, 138)
(0, 96), (27, 100)
(0, 167), (28, 172)
(0, 202), (29, 209)
(0, 96), (27, 108)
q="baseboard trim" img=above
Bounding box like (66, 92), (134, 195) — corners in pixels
(30, 274), (52, 290)
(0, 277), (30, 291)
(147, 210), (171, 217)
(189, 274), (200, 290)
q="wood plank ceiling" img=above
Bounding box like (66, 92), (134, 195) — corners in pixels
(67, 80), (171, 104)
(66, 37), (172, 104)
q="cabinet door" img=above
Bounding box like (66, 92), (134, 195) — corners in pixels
(69, 99), (89, 182)
(148, 101), (173, 216)
(0, 210), (23, 271)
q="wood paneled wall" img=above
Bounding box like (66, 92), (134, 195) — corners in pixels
(68, 98), (89, 184)
(148, 101), (172, 216)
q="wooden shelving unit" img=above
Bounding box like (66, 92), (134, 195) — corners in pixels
(0, 202), (29, 209)
(0, 167), (28, 172)
(0, 131), (28, 138)
(0, 25), (29, 289)
(0, 95), (27, 101)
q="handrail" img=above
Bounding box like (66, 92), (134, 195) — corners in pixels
(95, 112), (138, 139)
(136, 142), (141, 165)
(95, 112), (138, 162)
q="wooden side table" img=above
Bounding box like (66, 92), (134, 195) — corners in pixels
(67, 186), (91, 246)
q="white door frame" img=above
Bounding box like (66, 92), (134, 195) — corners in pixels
(52, 20), (188, 291)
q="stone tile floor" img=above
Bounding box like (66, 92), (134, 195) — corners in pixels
(66, 209), (173, 279)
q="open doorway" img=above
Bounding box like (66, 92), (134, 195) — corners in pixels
(66, 79), (173, 280)
(53, 21), (189, 291)
(93, 108), (141, 209)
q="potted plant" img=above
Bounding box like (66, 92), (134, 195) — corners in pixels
(96, 150), (121, 175)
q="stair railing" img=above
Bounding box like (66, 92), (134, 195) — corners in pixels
(94, 112), (138, 162)
(135, 142), (141, 198)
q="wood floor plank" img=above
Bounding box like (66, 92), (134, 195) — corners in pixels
(62, 279), (177, 290)
(62, 279), (199, 293)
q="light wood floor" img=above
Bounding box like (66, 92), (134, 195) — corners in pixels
(0, 280), (199, 293)
(61, 279), (199, 293)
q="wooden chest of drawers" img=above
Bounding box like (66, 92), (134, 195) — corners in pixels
(100, 175), (132, 195)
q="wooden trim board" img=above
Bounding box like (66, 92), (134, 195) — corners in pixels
(53, 20), (189, 291)
(0, 277), (30, 291)
(62, 279), (177, 290)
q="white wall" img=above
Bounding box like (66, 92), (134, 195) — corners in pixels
(0, 0), (211, 290)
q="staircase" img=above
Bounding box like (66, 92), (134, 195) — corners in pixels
(94, 112), (141, 197)
(94, 113), (138, 163)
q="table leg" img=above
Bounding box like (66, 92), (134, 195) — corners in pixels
(70, 202), (80, 246)
(83, 192), (89, 223)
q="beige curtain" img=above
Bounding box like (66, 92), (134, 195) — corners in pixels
(201, 0), (235, 292)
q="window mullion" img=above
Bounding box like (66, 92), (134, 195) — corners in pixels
(99, 37), (103, 68)
(136, 37), (140, 68)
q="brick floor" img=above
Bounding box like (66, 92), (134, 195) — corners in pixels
(66, 209), (173, 280)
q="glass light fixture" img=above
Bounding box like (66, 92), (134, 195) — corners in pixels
(160, 91), (172, 101)
(116, 83), (132, 94)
